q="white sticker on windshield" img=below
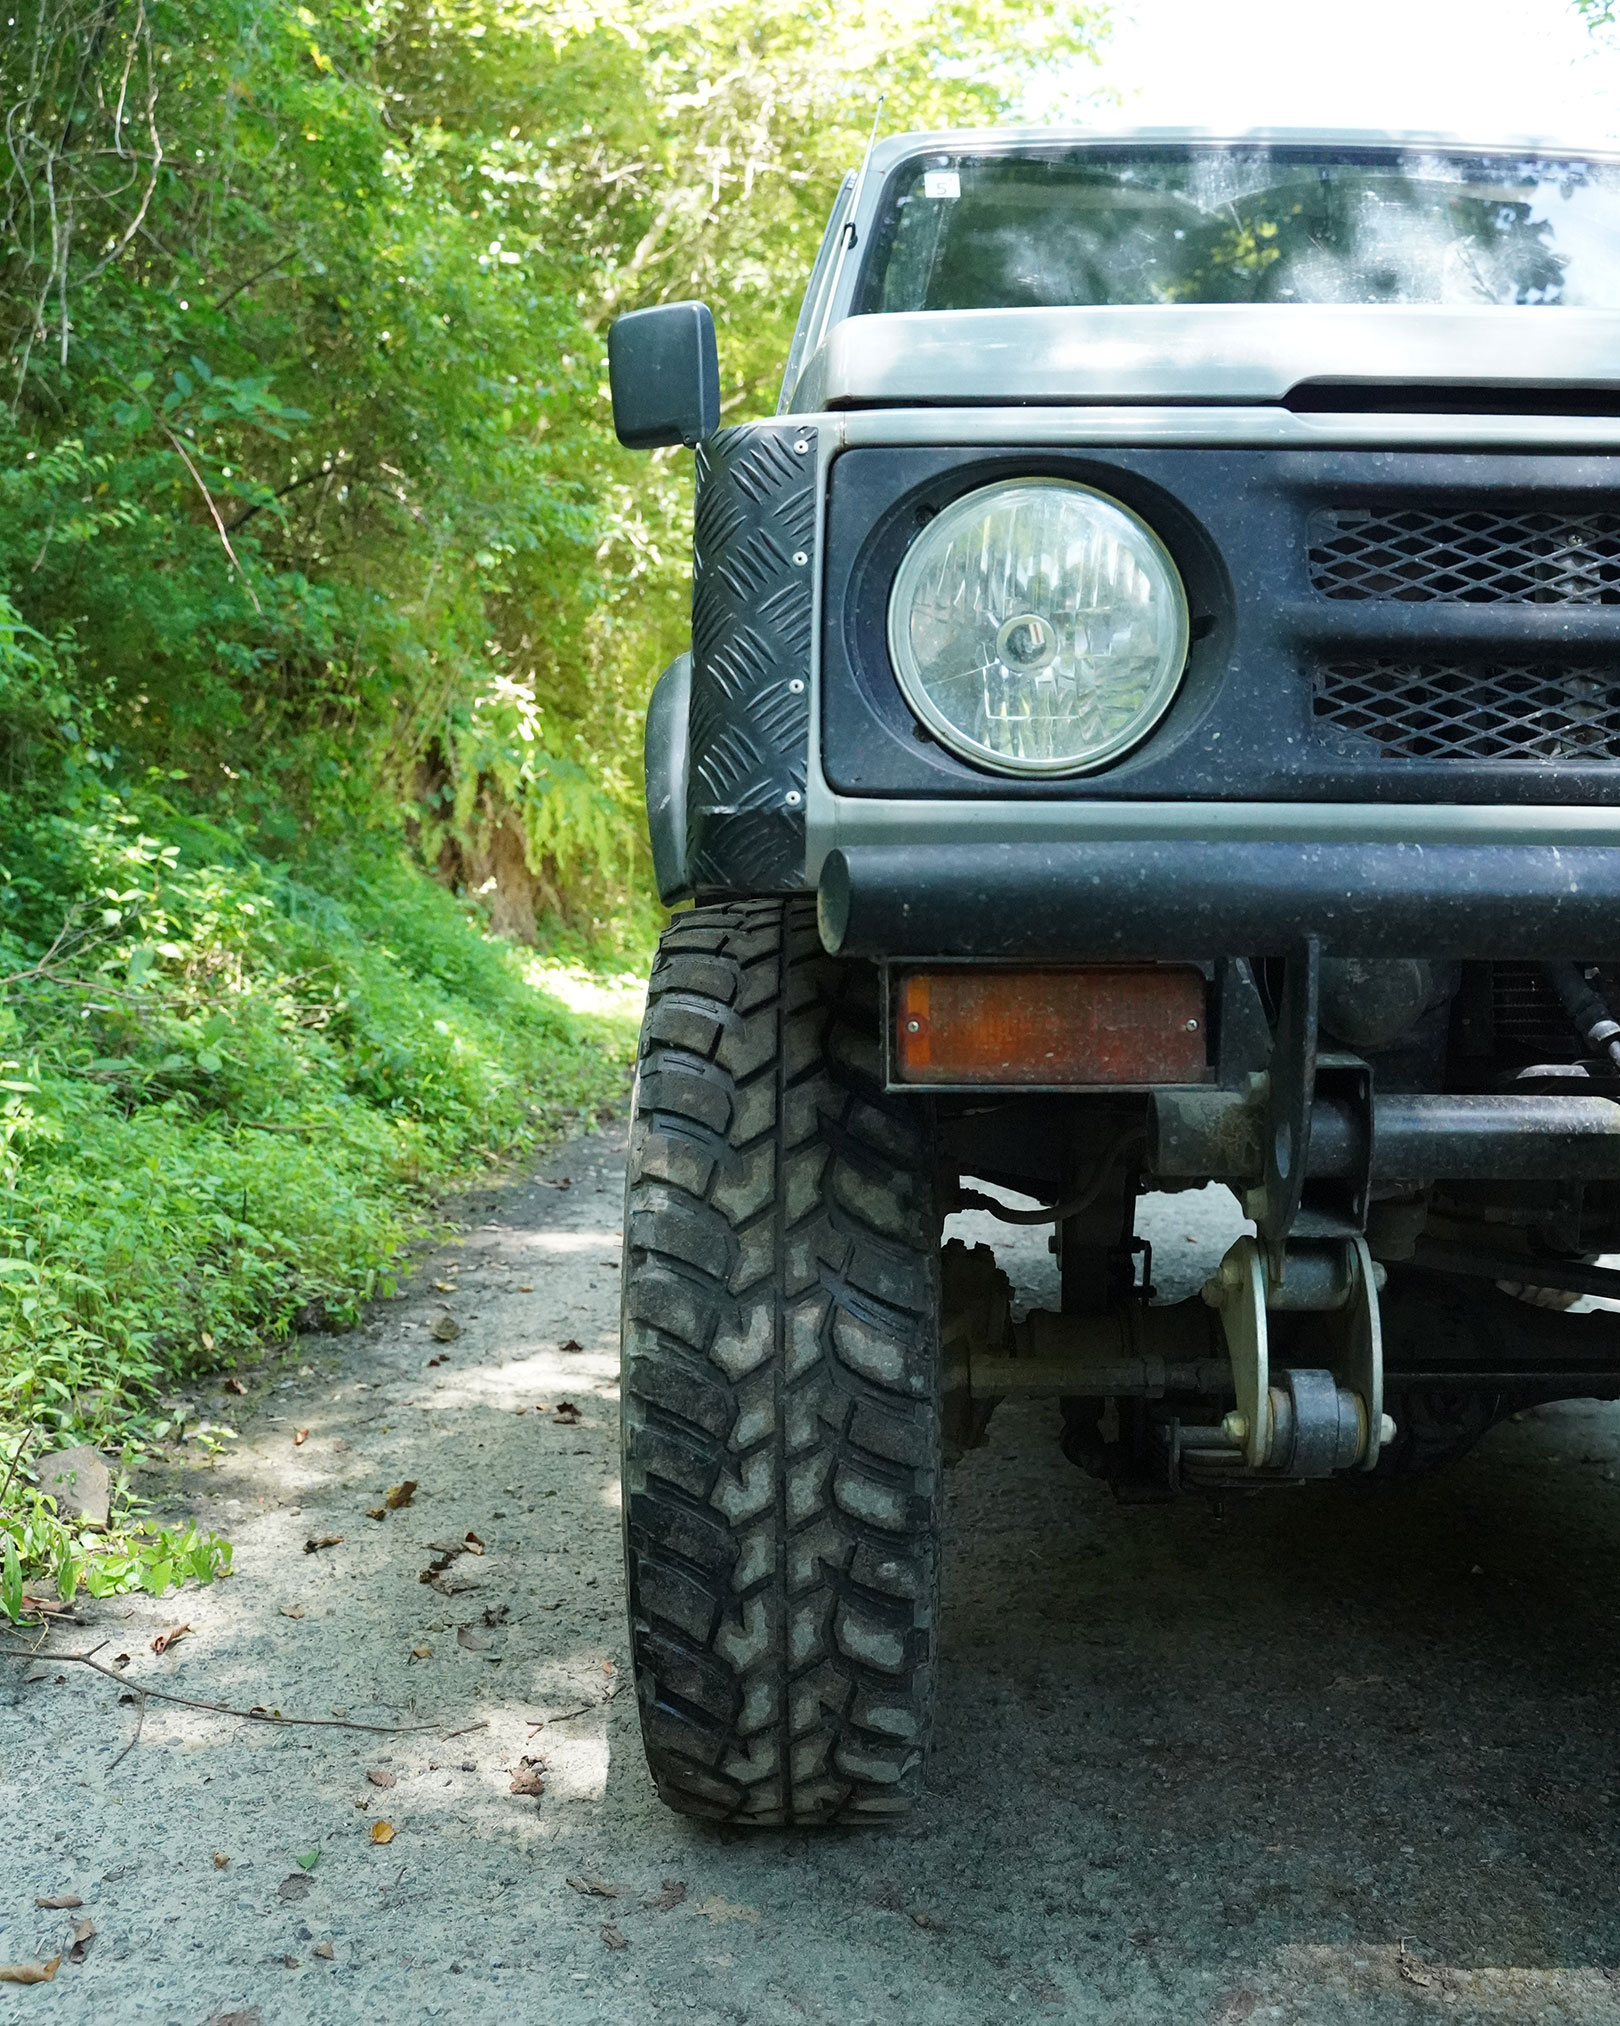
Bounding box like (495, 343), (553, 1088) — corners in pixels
(922, 169), (960, 202)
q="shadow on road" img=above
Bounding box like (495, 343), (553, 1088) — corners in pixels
(933, 1370), (1620, 2016)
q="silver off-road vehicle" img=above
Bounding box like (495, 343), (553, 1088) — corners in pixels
(608, 127), (1620, 1826)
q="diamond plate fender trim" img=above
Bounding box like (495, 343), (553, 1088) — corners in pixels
(687, 422), (817, 891)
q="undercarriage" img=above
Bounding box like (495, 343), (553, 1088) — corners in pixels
(934, 948), (1620, 1497)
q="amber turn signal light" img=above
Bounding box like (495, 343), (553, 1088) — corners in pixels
(894, 966), (1209, 1087)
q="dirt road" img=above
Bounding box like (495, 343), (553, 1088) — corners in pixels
(7, 1125), (1620, 2025)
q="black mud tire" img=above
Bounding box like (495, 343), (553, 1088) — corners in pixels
(620, 897), (943, 1826)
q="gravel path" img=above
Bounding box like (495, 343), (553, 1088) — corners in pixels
(7, 1126), (1620, 2024)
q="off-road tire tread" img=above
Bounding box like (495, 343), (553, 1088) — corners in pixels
(621, 897), (941, 1825)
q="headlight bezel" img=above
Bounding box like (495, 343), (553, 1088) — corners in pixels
(885, 476), (1193, 779)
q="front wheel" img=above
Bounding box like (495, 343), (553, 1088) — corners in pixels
(620, 898), (943, 1825)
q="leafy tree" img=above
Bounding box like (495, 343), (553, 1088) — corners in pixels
(2, 0), (1108, 932)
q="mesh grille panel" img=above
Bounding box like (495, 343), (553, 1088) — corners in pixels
(1308, 507), (1620, 603)
(1313, 661), (1620, 761)
(1492, 964), (1580, 1065)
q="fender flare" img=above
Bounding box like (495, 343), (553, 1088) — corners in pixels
(644, 651), (692, 905)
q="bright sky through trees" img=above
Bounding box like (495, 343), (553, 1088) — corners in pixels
(1038, 0), (1620, 142)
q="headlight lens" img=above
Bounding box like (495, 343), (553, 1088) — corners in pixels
(887, 479), (1190, 776)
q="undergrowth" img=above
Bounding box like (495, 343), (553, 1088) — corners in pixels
(0, 793), (645, 1618)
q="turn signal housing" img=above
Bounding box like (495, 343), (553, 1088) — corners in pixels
(893, 966), (1209, 1088)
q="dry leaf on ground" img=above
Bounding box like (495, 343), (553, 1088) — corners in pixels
(456, 1625), (494, 1652)
(313, 1941), (334, 1960)
(566, 1876), (619, 1898)
(0, 1959), (61, 1985)
(370, 1821), (396, 1845)
(559, 1338), (583, 1353)
(601, 1923), (628, 1951)
(365, 1505), (387, 1520)
(366, 1768), (396, 1788)
(430, 1315), (460, 1343)
(33, 1895), (81, 1910)
(150, 1623), (192, 1654)
(409, 1644), (432, 1660)
(696, 1896), (760, 1924)
(419, 1531), (481, 1589)
(303, 1534), (342, 1554)
(645, 1880), (687, 1911)
(510, 1758), (545, 1797)
(67, 1919), (94, 1964)
(293, 1429), (309, 1447)
(212, 1854), (229, 1869)
(518, 1284), (533, 1292)
(384, 1480), (417, 1510)
(553, 1401), (581, 1425)
(225, 1376), (247, 1395)
(279, 1605), (306, 1620)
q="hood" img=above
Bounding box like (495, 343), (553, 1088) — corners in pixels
(794, 305), (1620, 411)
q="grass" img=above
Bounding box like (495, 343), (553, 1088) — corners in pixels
(0, 801), (649, 1615)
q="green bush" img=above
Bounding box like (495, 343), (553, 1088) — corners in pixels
(0, 793), (640, 1614)
(1, 805), (638, 1447)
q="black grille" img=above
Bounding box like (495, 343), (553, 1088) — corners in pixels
(1313, 661), (1620, 762)
(1492, 964), (1580, 1065)
(1308, 507), (1620, 604)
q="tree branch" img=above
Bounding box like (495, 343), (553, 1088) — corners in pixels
(4, 1642), (444, 1735)
(162, 426), (262, 613)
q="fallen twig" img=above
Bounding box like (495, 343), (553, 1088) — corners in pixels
(2, 1643), (441, 1735)
(531, 1684), (624, 1729)
(108, 1691), (146, 1772)
(437, 1719), (489, 1742)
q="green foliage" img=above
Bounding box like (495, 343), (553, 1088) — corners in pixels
(0, 796), (637, 1455)
(1, 1480), (232, 1623)
(0, 782), (638, 1600)
(0, 0), (1105, 1598)
(1, 0), (1107, 920)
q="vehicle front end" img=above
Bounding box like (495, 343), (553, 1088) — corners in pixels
(611, 128), (1620, 1824)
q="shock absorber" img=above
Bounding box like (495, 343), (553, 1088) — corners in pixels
(1543, 960), (1620, 1072)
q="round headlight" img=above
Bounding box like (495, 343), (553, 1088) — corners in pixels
(887, 480), (1190, 776)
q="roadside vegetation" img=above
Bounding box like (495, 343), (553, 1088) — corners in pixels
(0, 0), (1106, 1607)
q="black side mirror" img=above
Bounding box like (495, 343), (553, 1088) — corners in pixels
(608, 302), (720, 450)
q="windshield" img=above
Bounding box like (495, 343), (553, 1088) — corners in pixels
(858, 146), (1620, 312)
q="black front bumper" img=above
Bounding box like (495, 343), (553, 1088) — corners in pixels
(818, 840), (1620, 960)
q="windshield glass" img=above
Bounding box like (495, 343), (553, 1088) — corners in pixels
(858, 146), (1620, 311)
